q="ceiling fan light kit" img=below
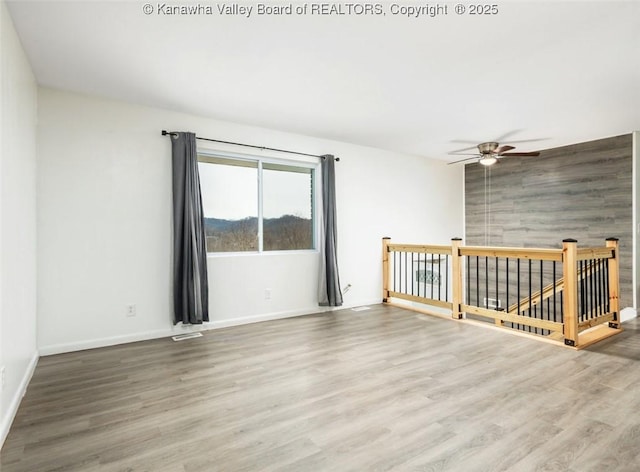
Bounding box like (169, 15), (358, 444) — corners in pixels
(479, 155), (498, 166)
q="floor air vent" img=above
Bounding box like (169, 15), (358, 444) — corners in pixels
(171, 332), (203, 342)
(351, 306), (371, 312)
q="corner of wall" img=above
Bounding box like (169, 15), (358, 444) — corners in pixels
(0, 0), (39, 449)
(633, 131), (639, 310)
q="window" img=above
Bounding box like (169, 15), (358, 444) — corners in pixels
(198, 153), (316, 253)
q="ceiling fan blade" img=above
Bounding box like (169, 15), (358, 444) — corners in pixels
(500, 152), (541, 157)
(450, 139), (481, 145)
(493, 129), (524, 142)
(449, 144), (479, 153)
(494, 145), (515, 154)
(447, 156), (479, 165)
(500, 138), (549, 145)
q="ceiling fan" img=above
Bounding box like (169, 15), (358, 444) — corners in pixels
(447, 141), (541, 166)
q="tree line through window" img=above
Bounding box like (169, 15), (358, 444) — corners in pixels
(197, 154), (316, 253)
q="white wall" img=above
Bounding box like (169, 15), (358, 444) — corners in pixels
(0, 0), (38, 446)
(37, 88), (463, 355)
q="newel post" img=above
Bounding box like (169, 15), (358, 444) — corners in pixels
(562, 239), (579, 347)
(382, 237), (391, 303)
(606, 237), (621, 328)
(451, 238), (463, 319)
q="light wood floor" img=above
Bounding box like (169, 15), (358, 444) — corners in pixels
(3, 304), (640, 471)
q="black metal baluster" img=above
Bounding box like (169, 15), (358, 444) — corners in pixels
(604, 260), (611, 313)
(485, 256), (489, 308)
(430, 254), (434, 300)
(579, 260), (584, 321)
(421, 253), (425, 299)
(595, 258), (600, 316)
(553, 261), (557, 322)
(404, 251), (408, 295)
(445, 254), (449, 302)
(397, 251), (400, 294)
(476, 256), (480, 307)
(398, 251), (404, 293)
(505, 258), (509, 314)
(582, 262), (591, 321)
(585, 259), (596, 320)
(581, 261), (584, 318)
(399, 251), (402, 294)
(540, 260), (549, 335)
(528, 259), (532, 332)
(540, 260), (544, 321)
(587, 260), (591, 319)
(593, 258), (597, 316)
(517, 258), (521, 330)
(596, 259), (600, 317)
(601, 258), (605, 315)
(393, 251), (397, 293)
(593, 259), (598, 318)
(592, 259), (596, 319)
(467, 255), (472, 305)
(438, 255), (442, 301)
(398, 251), (401, 294)
(495, 257), (499, 310)
(601, 258), (606, 315)
(414, 252), (417, 296)
(598, 259), (606, 316)
(600, 259), (607, 315)
(417, 252), (421, 298)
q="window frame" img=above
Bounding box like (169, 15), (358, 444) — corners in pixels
(197, 148), (320, 256)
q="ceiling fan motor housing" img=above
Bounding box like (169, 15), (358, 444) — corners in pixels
(478, 142), (499, 154)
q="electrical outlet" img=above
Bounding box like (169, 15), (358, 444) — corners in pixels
(265, 289), (272, 300)
(126, 304), (137, 317)
(1, 366), (5, 391)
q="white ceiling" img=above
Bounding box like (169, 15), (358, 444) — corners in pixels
(6, 0), (640, 161)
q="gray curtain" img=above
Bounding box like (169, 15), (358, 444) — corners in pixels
(318, 154), (343, 306)
(170, 132), (209, 324)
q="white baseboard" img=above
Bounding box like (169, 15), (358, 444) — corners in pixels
(0, 350), (39, 449)
(38, 327), (187, 356)
(38, 305), (348, 356)
(205, 306), (328, 329)
(621, 307), (637, 322)
(38, 300), (383, 357)
(343, 298), (384, 310)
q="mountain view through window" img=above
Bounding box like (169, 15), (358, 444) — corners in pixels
(198, 155), (315, 252)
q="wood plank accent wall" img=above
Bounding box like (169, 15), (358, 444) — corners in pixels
(465, 134), (633, 308)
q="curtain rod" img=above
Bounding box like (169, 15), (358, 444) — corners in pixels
(161, 130), (339, 161)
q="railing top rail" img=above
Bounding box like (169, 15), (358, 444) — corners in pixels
(387, 243), (451, 255)
(386, 241), (615, 262)
(460, 246), (563, 262)
(576, 247), (615, 261)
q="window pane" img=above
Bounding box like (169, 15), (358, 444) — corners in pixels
(198, 158), (258, 252)
(263, 164), (314, 251)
